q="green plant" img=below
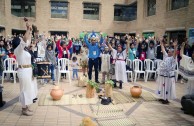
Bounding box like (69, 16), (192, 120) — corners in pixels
(105, 80), (114, 87)
(87, 80), (99, 90)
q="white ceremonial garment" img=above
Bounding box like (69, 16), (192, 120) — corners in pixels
(111, 49), (127, 83)
(101, 53), (110, 73)
(179, 55), (194, 95)
(37, 40), (46, 58)
(14, 38), (38, 106)
(81, 47), (88, 62)
(156, 52), (176, 100)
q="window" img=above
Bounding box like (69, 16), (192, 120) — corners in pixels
(11, 0), (35, 17)
(83, 3), (100, 20)
(114, 33), (127, 37)
(50, 31), (68, 36)
(147, 0), (156, 16)
(114, 2), (137, 21)
(12, 29), (26, 36)
(171, 0), (189, 10)
(167, 31), (186, 44)
(143, 32), (155, 38)
(51, 1), (68, 18)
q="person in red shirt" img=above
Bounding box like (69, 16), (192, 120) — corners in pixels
(56, 38), (72, 59)
(56, 37), (72, 79)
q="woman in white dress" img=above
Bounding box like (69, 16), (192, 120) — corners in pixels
(156, 39), (177, 104)
(180, 42), (194, 95)
(108, 37), (129, 89)
(12, 22), (37, 116)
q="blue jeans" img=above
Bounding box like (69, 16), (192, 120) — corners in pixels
(72, 69), (78, 79)
(50, 64), (55, 81)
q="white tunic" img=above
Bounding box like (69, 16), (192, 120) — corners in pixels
(111, 49), (127, 83)
(14, 38), (37, 106)
(37, 40), (46, 58)
(101, 53), (110, 73)
(179, 55), (194, 94)
(80, 47), (88, 62)
(156, 51), (176, 100)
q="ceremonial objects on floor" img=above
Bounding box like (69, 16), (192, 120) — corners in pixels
(130, 86), (142, 98)
(50, 85), (64, 100)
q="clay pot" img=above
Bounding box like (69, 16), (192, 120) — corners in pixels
(86, 84), (95, 98)
(50, 86), (64, 100)
(130, 86), (142, 98)
(105, 84), (113, 98)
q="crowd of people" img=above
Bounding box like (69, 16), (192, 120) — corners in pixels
(0, 20), (194, 115)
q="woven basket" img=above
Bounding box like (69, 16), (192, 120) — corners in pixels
(105, 83), (113, 97)
(86, 84), (95, 98)
(78, 76), (87, 87)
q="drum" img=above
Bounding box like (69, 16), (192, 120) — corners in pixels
(36, 62), (51, 79)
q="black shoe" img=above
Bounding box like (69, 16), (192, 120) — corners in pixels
(33, 98), (38, 101)
(0, 101), (6, 107)
(162, 100), (169, 104)
(112, 80), (117, 88)
(158, 99), (165, 102)
(33, 98), (38, 103)
(128, 80), (132, 82)
(119, 83), (122, 89)
(119, 81), (123, 89)
(95, 80), (100, 83)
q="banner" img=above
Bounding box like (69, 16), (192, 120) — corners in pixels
(188, 28), (194, 46)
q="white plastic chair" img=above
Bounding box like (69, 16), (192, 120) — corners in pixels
(35, 58), (46, 84)
(175, 61), (179, 82)
(126, 59), (133, 82)
(35, 58), (43, 62)
(133, 59), (145, 82)
(57, 58), (71, 84)
(144, 59), (156, 82)
(2, 58), (18, 85)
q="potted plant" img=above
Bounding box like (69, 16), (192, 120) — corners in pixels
(105, 80), (114, 97)
(86, 80), (99, 98)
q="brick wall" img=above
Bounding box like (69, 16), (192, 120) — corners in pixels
(0, 0), (194, 38)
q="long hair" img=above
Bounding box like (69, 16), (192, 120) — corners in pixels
(47, 44), (53, 50)
(12, 37), (21, 50)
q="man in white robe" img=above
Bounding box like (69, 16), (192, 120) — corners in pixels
(156, 39), (177, 104)
(180, 42), (194, 95)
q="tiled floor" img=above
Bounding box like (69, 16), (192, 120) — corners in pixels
(0, 60), (194, 126)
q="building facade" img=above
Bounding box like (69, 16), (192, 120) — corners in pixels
(0, 0), (194, 41)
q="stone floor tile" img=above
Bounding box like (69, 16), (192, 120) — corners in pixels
(1, 58), (194, 126)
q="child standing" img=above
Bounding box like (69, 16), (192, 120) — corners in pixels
(80, 46), (88, 77)
(45, 41), (56, 84)
(101, 46), (111, 84)
(72, 56), (79, 80)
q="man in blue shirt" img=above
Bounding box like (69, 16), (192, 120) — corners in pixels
(84, 32), (103, 83)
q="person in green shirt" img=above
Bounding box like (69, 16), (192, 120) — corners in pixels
(128, 37), (139, 61)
